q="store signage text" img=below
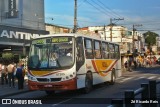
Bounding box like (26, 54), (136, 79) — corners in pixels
(0, 30), (40, 40)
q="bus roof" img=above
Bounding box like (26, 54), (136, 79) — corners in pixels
(34, 33), (119, 45)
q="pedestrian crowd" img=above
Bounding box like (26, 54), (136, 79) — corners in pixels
(124, 55), (158, 72)
(0, 60), (25, 90)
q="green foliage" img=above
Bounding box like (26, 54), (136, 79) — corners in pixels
(2, 53), (14, 59)
(143, 31), (159, 46)
(2, 53), (14, 64)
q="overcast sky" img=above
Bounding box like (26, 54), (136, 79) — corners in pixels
(45, 0), (160, 35)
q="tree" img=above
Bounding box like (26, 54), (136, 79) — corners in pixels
(143, 31), (159, 55)
(143, 31), (158, 46)
(2, 53), (14, 64)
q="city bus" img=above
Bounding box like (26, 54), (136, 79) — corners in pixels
(27, 33), (122, 94)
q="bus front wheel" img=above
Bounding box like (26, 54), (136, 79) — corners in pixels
(84, 72), (93, 94)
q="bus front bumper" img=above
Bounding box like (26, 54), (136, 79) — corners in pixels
(28, 78), (77, 91)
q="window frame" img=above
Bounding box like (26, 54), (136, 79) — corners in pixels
(94, 40), (102, 59)
(102, 42), (109, 59)
(84, 38), (94, 59)
(115, 44), (120, 59)
(109, 43), (115, 59)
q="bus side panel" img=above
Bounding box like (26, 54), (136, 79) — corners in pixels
(76, 58), (122, 89)
(89, 59), (120, 85)
(76, 63), (86, 89)
(91, 59), (113, 85)
(115, 58), (122, 78)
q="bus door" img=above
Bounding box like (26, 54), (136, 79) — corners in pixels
(76, 37), (85, 71)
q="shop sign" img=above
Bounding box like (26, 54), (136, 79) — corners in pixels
(0, 30), (40, 40)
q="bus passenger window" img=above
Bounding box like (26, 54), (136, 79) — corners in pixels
(94, 41), (101, 59)
(109, 44), (114, 59)
(85, 39), (93, 59)
(115, 45), (120, 59)
(102, 42), (109, 59)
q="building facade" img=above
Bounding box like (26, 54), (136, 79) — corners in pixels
(46, 23), (72, 34)
(78, 25), (144, 55)
(0, 0), (49, 56)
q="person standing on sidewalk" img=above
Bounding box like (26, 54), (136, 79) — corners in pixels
(16, 62), (25, 90)
(1, 64), (8, 85)
(7, 62), (15, 88)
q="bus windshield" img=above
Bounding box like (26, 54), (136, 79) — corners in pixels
(28, 37), (75, 69)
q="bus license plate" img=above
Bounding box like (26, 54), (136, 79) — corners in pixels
(44, 85), (52, 87)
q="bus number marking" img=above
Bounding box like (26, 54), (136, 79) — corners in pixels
(56, 73), (65, 76)
(102, 62), (108, 67)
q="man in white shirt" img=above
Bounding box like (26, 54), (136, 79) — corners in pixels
(7, 62), (15, 88)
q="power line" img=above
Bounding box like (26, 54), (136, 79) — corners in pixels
(96, 0), (122, 18)
(90, 0), (119, 18)
(85, 0), (112, 18)
(77, 0), (87, 7)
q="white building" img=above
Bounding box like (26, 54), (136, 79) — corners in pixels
(78, 25), (127, 42)
(78, 25), (143, 54)
(46, 23), (72, 34)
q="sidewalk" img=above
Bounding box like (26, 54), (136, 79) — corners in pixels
(0, 78), (30, 98)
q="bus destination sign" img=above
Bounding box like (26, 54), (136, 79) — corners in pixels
(32, 39), (46, 44)
(52, 37), (70, 43)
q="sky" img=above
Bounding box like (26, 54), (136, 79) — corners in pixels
(44, 0), (160, 35)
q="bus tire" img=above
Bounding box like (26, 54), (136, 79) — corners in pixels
(45, 90), (55, 95)
(110, 69), (116, 85)
(83, 72), (93, 94)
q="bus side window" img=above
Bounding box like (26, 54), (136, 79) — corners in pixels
(84, 39), (93, 59)
(94, 41), (101, 59)
(115, 45), (120, 59)
(109, 44), (114, 59)
(102, 42), (109, 59)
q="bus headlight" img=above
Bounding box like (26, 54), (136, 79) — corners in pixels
(28, 75), (37, 81)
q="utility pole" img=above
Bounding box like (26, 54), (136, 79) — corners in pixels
(104, 25), (106, 40)
(110, 18), (124, 42)
(73, 0), (77, 33)
(132, 24), (142, 53)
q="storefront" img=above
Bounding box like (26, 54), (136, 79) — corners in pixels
(0, 25), (49, 56)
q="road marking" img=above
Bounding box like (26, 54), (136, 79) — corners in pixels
(116, 77), (125, 80)
(118, 77), (134, 83)
(52, 98), (73, 107)
(123, 77), (134, 81)
(148, 76), (156, 79)
(134, 76), (145, 80)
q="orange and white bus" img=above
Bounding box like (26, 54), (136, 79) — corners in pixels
(27, 33), (122, 94)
